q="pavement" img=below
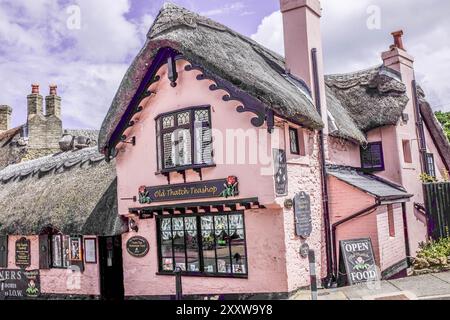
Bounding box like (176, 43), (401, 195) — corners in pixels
(291, 271), (450, 300)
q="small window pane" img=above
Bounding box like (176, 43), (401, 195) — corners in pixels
(52, 235), (62, 267)
(163, 133), (175, 168)
(62, 236), (70, 268)
(195, 109), (209, 122)
(177, 111), (190, 125)
(162, 115), (174, 129)
(361, 142), (384, 171)
(289, 128), (299, 154)
(173, 129), (192, 166)
(202, 229), (216, 273)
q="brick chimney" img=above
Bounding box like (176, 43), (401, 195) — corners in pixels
(27, 84), (62, 150)
(0, 105), (12, 132)
(280, 0), (328, 131)
(27, 84), (44, 119)
(382, 30), (414, 74)
(45, 84), (61, 118)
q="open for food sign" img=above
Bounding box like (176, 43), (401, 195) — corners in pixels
(339, 238), (380, 286)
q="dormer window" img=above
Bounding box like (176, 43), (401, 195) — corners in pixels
(156, 106), (213, 172)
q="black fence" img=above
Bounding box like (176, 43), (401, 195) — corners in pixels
(424, 182), (450, 239)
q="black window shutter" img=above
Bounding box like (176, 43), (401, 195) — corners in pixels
(0, 236), (8, 268)
(39, 234), (51, 269)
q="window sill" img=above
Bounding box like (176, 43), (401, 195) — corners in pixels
(156, 163), (216, 175)
(156, 271), (248, 279)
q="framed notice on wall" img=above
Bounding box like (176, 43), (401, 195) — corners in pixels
(69, 237), (82, 261)
(84, 238), (97, 264)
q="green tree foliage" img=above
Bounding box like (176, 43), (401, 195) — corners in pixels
(435, 111), (450, 142)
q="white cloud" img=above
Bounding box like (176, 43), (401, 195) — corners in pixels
(0, 0), (143, 129)
(201, 2), (246, 17)
(251, 11), (284, 56)
(251, 0), (450, 111)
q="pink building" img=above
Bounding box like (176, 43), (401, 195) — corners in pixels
(1, 1), (449, 300)
(94, 2), (449, 298)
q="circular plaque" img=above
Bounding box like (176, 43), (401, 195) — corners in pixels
(299, 243), (310, 259)
(126, 236), (149, 257)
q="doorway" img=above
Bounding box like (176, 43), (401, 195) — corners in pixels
(99, 236), (124, 300)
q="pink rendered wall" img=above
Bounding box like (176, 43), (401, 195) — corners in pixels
(381, 47), (428, 255)
(277, 123), (327, 290)
(328, 177), (381, 266)
(5, 235), (100, 296)
(376, 204), (407, 271)
(122, 209), (288, 297)
(367, 126), (402, 185)
(328, 136), (361, 167)
(115, 59), (326, 295)
(116, 59), (277, 213)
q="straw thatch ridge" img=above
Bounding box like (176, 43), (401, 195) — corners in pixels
(417, 86), (450, 171)
(0, 147), (127, 236)
(325, 66), (409, 136)
(98, 2), (323, 151)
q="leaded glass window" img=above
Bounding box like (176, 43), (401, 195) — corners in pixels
(156, 107), (213, 171)
(51, 234), (71, 268)
(157, 212), (247, 276)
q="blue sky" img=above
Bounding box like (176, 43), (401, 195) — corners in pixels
(1, 0), (449, 129)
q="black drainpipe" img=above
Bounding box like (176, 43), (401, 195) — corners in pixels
(311, 48), (334, 287)
(331, 202), (381, 280)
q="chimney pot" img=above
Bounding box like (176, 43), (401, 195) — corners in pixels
(391, 30), (405, 50)
(49, 84), (57, 96)
(31, 84), (40, 94)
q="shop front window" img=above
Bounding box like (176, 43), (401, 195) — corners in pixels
(156, 107), (213, 172)
(157, 212), (247, 277)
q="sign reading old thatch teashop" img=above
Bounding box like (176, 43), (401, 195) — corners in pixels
(15, 238), (31, 269)
(339, 238), (380, 286)
(138, 177), (239, 204)
(126, 236), (149, 257)
(0, 269), (40, 299)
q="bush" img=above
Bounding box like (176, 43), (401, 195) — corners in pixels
(417, 237), (450, 260)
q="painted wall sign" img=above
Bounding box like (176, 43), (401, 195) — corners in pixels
(15, 237), (31, 269)
(138, 176), (239, 204)
(0, 269), (40, 299)
(127, 236), (149, 257)
(273, 149), (288, 196)
(294, 192), (312, 238)
(339, 238), (380, 286)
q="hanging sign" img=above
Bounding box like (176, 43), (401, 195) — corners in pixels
(273, 149), (288, 196)
(0, 269), (40, 299)
(138, 176), (239, 204)
(294, 192), (312, 238)
(15, 238), (31, 269)
(126, 236), (149, 258)
(339, 238), (380, 286)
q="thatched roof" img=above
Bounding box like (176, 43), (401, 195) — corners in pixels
(325, 66), (409, 143)
(417, 86), (450, 171)
(98, 2), (323, 151)
(0, 147), (127, 236)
